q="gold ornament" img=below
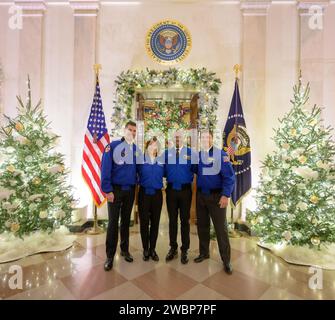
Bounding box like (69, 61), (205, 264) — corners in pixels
(290, 128), (297, 137)
(309, 119), (317, 126)
(267, 196), (273, 204)
(6, 165), (15, 173)
(32, 177), (41, 185)
(4, 126), (12, 135)
(311, 236), (320, 246)
(15, 122), (24, 132)
(298, 155), (307, 164)
(310, 195), (319, 204)
(10, 222), (20, 233)
(311, 217), (318, 225)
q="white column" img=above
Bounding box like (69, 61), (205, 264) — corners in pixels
(322, 1), (335, 129)
(298, 1), (327, 109)
(43, 3), (74, 169)
(241, 1), (270, 214)
(265, 1), (299, 151)
(16, 1), (45, 103)
(0, 3), (21, 118)
(70, 0), (99, 218)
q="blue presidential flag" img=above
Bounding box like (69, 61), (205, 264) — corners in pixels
(223, 80), (251, 207)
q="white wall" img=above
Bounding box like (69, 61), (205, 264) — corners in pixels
(0, 0), (334, 219)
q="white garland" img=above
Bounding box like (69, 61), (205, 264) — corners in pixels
(111, 68), (221, 136)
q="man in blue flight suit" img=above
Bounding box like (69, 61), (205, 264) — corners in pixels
(101, 120), (139, 271)
(194, 130), (235, 275)
(164, 130), (197, 264)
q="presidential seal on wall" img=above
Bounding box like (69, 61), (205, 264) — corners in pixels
(146, 20), (192, 65)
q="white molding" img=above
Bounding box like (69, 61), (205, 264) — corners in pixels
(241, 1), (271, 16)
(271, 0), (297, 4)
(298, 1), (328, 16)
(69, 0), (99, 15)
(14, 1), (46, 11)
(100, 1), (141, 5)
(207, 0), (240, 4)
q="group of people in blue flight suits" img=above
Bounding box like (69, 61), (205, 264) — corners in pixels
(101, 121), (236, 275)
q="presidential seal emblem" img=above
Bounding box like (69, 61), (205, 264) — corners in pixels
(146, 20), (192, 64)
(225, 124), (251, 165)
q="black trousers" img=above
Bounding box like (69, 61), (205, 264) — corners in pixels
(196, 192), (231, 264)
(106, 186), (135, 259)
(138, 187), (163, 252)
(166, 186), (192, 252)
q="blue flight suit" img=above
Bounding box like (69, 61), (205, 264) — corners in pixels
(101, 138), (140, 259)
(195, 146), (235, 265)
(137, 154), (165, 254)
(101, 139), (138, 193)
(197, 146), (235, 197)
(164, 146), (197, 253)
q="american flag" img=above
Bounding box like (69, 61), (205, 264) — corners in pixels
(81, 79), (110, 207)
(227, 144), (236, 156)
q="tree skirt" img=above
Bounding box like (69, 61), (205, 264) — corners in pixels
(258, 242), (335, 270)
(0, 227), (76, 264)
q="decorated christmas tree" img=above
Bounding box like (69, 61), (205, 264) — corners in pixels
(247, 79), (335, 248)
(0, 78), (75, 238)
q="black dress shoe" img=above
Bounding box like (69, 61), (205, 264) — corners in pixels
(143, 250), (150, 261)
(150, 250), (159, 262)
(181, 252), (189, 264)
(194, 254), (210, 263)
(104, 258), (113, 271)
(224, 262), (233, 275)
(121, 251), (134, 262)
(165, 249), (178, 261)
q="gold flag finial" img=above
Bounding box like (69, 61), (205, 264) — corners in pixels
(233, 64), (241, 79)
(94, 64), (101, 77)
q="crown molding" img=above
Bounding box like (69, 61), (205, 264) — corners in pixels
(69, 1), (99, 16)
(241, 1), (271, 16)
(298, 1), (328, 16)
(14, 1), (46, 11)
(271, 0), (297, 4)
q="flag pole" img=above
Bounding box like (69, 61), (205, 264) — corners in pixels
(87, 63), (103, 235)
(229, 64), (242, 238)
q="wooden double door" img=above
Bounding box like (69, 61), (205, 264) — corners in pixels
(135, 92), (199, 224)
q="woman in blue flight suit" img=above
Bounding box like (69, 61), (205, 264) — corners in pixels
(137, 137), (165, 261)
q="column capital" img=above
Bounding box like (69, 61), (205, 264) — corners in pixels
(70, 0), (100, 16)
(14, 1), (46, 14)
(298, 1), (329, 16)
(241, 1), (271, 16)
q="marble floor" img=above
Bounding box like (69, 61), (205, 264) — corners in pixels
(1, 219), (335, 300)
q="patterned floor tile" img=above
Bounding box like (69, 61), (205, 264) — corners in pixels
(90, 281), (152, 300)
(6, 279), (75, 300)
(2, 230), (335, 300)
(167, 257), (223, 282)
(112, 251), (164, 280)
(46, 248), (104, 278)
(61, 263), (127, 300)
(0, 261), (54, 299)
(259, 287), (302, 300)
(176, 284), (230, 300)
(202, 269), (270, 300)
(75, 233), (107, 248)
(132, 265), (197, 299)
(0, 254), (46, 275)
